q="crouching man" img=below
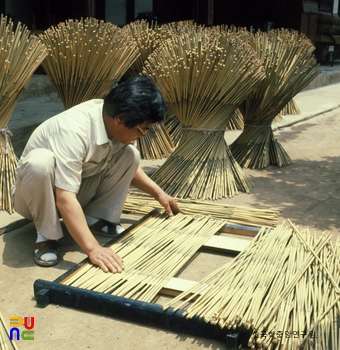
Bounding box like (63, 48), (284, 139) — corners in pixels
(12, 75), (180, 272)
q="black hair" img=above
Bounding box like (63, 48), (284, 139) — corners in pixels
(103, 75), (165, 128)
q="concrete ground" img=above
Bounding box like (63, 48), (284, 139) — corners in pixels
(0, 68), (340, 349)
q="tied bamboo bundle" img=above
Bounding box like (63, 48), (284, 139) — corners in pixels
(143, 30), (265, 199)
(61, 211), (226, 303)
(230, 29), (320, 169)
(38, 17), (139, 109)
(124, 191), (279, 228)
(0, 15), (48, 213)
(162, 221), (340, 350)
(122, 20), (175, 159)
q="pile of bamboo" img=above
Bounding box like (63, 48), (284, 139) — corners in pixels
(230, 29), (320, 169)
(0, 15), (48, 213)
(163, 221), (340, 349)
(38, 17), (139, 109)
(124, 192), (279, 228)
(143, 28), (265, 199)
(62, 211), (226, 303)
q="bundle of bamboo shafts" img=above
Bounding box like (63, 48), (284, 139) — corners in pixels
(0, 15), (48, 213)
(230, 29), (320, 169)
(163, 221), (340, 349)
(62, 211), (226, 303)
(121, 20), (175, 159)
(124, 191), (279, 228)
(0, 311), (18, 350)
(38, 17), (139, 109)
(143, 29), (265, 199)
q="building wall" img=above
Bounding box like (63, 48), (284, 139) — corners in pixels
(2, 0), (340, 31)
(2, 0), (152, 29)
(105, 0), (153, 26)
(105, 0), (126, 26)
(135, 0), (153, 17)
(5, 0), (32, 25)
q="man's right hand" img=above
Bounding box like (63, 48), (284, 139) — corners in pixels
(56, 187), (125, 274)
(88, 245), (125, 273)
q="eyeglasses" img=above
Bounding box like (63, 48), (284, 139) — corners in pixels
(135, 124), (149, 136)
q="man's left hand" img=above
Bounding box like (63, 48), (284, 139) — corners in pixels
(156, 192), (181, 217)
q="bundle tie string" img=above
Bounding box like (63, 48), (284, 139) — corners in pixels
(244, 124), (272, 128)
(182, 127), (226, 133)
(1, 127), (13, 154)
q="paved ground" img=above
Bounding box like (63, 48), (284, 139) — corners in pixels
(0, 76), (339, 349)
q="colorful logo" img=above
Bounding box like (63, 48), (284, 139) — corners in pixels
(9, 316), (34, 341)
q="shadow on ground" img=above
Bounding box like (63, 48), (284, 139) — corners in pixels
(245, 154), (340, 235)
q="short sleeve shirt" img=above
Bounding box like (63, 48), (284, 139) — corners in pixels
(19, 99), (126, 193)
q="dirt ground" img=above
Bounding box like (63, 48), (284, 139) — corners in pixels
(227, 110), (340, 243)
(0, 84), (340, 349)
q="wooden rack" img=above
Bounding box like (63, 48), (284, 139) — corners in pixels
(34, 209), (261, 349)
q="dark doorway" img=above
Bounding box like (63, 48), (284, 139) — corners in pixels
(32, 0), (105, 30)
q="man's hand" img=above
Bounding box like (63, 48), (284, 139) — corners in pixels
(56, 187), (125, 273)
(155, 192), (181, 217)
(88, 246), (125, 273)
(131, 166), (181, 216)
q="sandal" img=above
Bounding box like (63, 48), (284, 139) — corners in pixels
(34, 240), (60, 267)
(89, 219), (125, 238)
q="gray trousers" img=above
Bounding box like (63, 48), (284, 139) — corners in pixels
(12, 146), (140, 240)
